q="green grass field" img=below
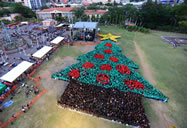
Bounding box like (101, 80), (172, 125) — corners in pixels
(0, 26), (186, 128)
(134, 31), (187, 128)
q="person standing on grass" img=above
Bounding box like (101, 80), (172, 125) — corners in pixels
(171, 41), (176, 48)
(22, 106), (25, 113)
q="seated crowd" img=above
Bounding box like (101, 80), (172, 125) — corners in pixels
(58, 79), (150, 128)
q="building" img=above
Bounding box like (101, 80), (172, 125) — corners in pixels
(29, 0), (46, 10)
(84, 10), (107, 20)
(36, 7), (74, 20)
(12, 0), (46, 10)
(42, 19), (57, 27)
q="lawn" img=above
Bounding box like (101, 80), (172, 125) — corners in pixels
(1, 26), (186, 128)
(134, 31), (187, 128)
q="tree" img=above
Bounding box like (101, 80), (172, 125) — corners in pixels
(14, 15), (25, 22)
(1, 19), (11, 25)
(55, 16), (65, 23)
(173, 3), (187, 22)
(140, 1), (173, 29)
(96, 2), (103, 5)
(40, 5), (49, 10)
(87, 3), (98, 10)
(124, 4), (138, 24)
(0, 1), (11, 7)
(72, 7), (85, 19)
(105, 3), (112, 6)
(0, 9), (11, 17)
(178, 21), (187, 33)
(96, 15), (99, 22)
(11, 3), (36, 18)
(81, 14), (89, 21)
(113, 0), (117, 6)
(91, 15), (96, 22)
(65, 5), (71, 7)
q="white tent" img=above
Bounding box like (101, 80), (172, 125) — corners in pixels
(32, 46), (52, 59)
(69, 24), (74, 28)
(1, 61), (33, 83)
(51, 36), (64, 45)
(56, 23), (64, 28)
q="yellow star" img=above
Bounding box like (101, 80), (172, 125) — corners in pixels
(98, 33), (120, 42)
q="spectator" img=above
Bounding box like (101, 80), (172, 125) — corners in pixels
(58, 79), (150, 128)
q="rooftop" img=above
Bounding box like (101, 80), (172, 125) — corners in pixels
(40, 7), (73, 13)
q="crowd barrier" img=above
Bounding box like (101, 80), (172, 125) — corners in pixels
(28, 69), (41, 88)
(32, 60), (43, 69)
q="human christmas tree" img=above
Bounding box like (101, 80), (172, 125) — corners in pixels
(52, 40), (168, 102)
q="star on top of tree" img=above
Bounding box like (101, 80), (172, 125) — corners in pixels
(99, 33), (121, 42)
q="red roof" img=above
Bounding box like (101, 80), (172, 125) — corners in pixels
(40, 7), (73, 13)
(84, 10), (107, 15)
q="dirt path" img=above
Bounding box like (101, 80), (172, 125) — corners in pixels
(134, 41), (172, 128)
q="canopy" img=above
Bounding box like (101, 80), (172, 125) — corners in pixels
(69, 24), (74, 28)
(51, 36), (64, 45)
(0, 83), (7, 95)
(32, 46), (52, 59)
(73, 22), (98, 29)
(1, 61), (33, 83)
(56, 23), (64, 27)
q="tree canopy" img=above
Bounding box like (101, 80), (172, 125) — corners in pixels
(0, 1), (36, 19)
(99, 2), (187, 33)
(40, 5), (49, 10)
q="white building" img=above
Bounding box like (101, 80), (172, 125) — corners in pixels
(36, 7), (74, 20)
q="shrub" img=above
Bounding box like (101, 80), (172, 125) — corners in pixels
(126, 25), (149, 33)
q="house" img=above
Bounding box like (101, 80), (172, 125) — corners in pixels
(36, 7), (74, 20)
(42, 19), (57, 27)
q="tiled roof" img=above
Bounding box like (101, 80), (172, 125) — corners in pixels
(40, 7), (73, 13)
(84, 10), (107, 15)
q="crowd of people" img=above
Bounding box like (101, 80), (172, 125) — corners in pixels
(58, 79), (150, 128)
(0, 23), (69, 107)
(29, 28), (65, 46)
(0, 24), (70, 77)
(21, 103), (30, 113)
